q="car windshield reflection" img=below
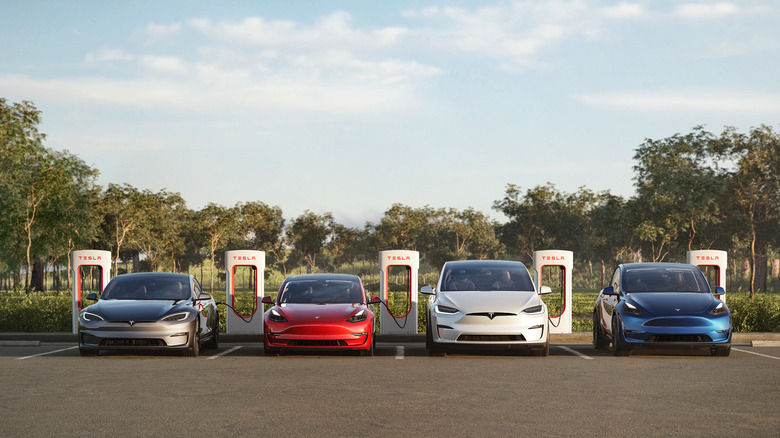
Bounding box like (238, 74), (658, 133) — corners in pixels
(623, 267), (710, 293)
(278, 280), (363, 304)
(101, 275), (191, 300)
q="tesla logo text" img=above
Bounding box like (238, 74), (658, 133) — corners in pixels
(695, 255), (720, 261)
(232, 256), (256, 261)
(78, 256), (103, 261)
(387, 256), (411, 261)
(541, 256), (565, 261)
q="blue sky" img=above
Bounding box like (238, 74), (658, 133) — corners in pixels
(2, 1), (778, 227)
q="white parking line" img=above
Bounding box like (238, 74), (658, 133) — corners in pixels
(17, 345), (79, 360)
(395, 346), (404, 359)
(557, 345), (594, 359)
(206, 345), (242, 360)
(733, 348), (780, 360)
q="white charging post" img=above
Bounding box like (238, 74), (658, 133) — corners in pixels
(379, 250), (419, 335)
(533, 250), (573, 334)
(687, 250), (727, 302)
(71, 250), (112, 334)
(225, 250), (265, 334)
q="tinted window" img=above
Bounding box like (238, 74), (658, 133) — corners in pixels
(101, 275), (191, 300)
(440, 263), (535, 292)
(278, 279), (364, 304)
(623, 266), (709, 293)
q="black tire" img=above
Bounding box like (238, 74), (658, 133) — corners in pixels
(531, 322), (550, 357)
(360, 337), (375, 357)
(611, 316), (630, 357)
(204, 314), (219, 350)
(711, 345), (731, 357)
(593, 311), (610, 350)
(427, 325), (446, 357)
(186, 325), (200, 357)
(79, 347), (98, 357)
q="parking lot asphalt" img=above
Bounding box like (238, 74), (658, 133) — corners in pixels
(2, 331), (780, 345)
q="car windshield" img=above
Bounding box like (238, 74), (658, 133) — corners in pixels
(623, 267), (710, 293)
(440, 265), (535, 292)
(101, 275), (191, 300)
(278, 280), (363, 304)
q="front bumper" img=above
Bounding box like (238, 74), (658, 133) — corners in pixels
(619, 314), (732, 348)
(264, 320), (374, 350)
(78, 319), (195, 350)
(431, 311), (549, 348)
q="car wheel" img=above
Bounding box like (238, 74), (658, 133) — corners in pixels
(204, 314), (219, 350)
(531, 322), (551, 357)
(360, 338), (375, 357)
(611, 315), (630, 357)
(186, 325), (200, 357)
(592, 311), (609, 350)
(426, 324), (445, 356)
(79, 347), (98, 357)
(711, 345), (731, 357)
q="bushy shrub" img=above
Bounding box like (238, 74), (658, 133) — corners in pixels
(0, 294), (72, 332)
(728, 293), (780, 332)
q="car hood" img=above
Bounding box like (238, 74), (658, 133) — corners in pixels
(87, 299), (190, 321)
(439, 291), (540, 313)
(627, 292), (716, 314)
(276, 303), (366, 322)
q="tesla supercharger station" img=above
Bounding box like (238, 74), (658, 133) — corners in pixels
(71, 250), (111, 334)
(533, 250), (573, 334)
(379, 250), (419, 335)
(225, 250), (265, 334)
(688, 250), (727, 303)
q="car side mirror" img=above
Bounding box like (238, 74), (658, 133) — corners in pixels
(601, 286), (615, 296)
(420, 286), (435, 295)
(538, 285), (552, 295)
(368, 296), (381, 304)
(261, 296), (274, 304)
(715, 286), (725, 297)
(85, 292), (98, 301)
(197, 292), (212, 301)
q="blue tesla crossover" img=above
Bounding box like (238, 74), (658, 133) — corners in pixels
(593, 263), (731, 356)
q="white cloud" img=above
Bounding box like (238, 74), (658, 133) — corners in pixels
(577, 91), (780, 114)
(673, 3), (740, 19)
(145, 22), (182, 38)
(139, 56), (188, 74)
(601, 2), (647, 19)
(84, 49), (134, 63)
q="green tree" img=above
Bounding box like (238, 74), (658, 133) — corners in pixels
(197, 203), (239, 292)
(712, 125), (780, 297)
(238, 201), (286, 273)
(287, 211), (334, 274)
(632, 127), (726, 261)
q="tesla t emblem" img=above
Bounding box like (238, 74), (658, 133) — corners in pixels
(488, 313), (495, 320)
(128, 321), (135, 326)
(675, 309), (681, 312)
(315, 316), (320, 319)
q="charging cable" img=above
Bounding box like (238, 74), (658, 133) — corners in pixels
(215, 302), (255, 323)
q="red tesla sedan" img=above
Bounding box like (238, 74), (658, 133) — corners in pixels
(262, 273), (380, 356)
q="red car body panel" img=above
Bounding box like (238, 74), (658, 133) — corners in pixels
(263, 274), (375, 352)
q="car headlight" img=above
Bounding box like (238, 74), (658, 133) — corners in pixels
(435, 304), (459, 315)
(522, 304), (544, 314)
(623, 302), (645, 316)
(82, 311), (104, 322)
(161, 311), (192, 322)
(346, 309), (367, 323)
(710, 302), (728, 316)
(268, 309), (288, 323)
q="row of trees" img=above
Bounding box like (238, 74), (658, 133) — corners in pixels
(2, 99), (778, 296)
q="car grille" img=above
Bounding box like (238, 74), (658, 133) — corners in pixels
(287, 340), (348, 347)
(100, 338), (166, 347)
(457, 334), (526, 342)
(646, 335), (712, 343)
